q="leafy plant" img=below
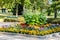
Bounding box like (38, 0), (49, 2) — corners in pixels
(23, 10), (47, 25)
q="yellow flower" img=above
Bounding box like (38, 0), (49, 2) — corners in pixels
(36, 30), (40, 35)
(0, 28), (5, 31)
(48, 29), (53, 33)
(34, 26), (40, 29)
(52, 29), (56, 33)
(46, 24), (49, 27)
(19, 29), (25, 33)
(28, 30), (33, 35)
(32, 30), (37, 35)
(40, 31), (45, 36)
(44, 25), (46, 27)
(18, 17), (26, 23)
(44, 30), (49, 35)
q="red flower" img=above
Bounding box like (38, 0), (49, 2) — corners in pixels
(20, 23), (27, 28)
(40, 26), (44, 30)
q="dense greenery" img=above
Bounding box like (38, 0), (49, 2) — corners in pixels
(51, 0), (60, 18)
(23, 11), (46, 25)
(0, 0), (60, 18)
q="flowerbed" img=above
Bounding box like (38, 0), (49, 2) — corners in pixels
(0, 23), (60, 36)
(0, 11), (60, 36)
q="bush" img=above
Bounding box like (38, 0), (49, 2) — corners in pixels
(4, 19), (18, 22)
(23, 11), (47, 25)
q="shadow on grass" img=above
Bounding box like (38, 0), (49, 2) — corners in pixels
(47, 18), (60, 24)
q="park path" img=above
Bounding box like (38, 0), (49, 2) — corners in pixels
(0, 32), (60, 40)
(0, 22), (19, 27)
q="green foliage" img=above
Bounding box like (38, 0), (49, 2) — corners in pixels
(0, 0), (46, 11)
(51, 0), (60, 10)
(0, 0), (22, 8)
(24, 0), (32, 9)
(23, 10), (47, 25)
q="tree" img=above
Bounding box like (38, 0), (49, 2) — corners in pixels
(12, 0), (24, 17)
(29, 0), (45, 12)
(13, 0), (25, 17)
(0, 0), (24, 17)
(47, 7), (52, 16)
(0, 0), (15, 13)
(45, 0), (52, 16)
(51, 0), (60, 18)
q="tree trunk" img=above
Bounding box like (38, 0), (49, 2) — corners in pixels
(18, 0), (24, 15)
(16, 4), (18, 17)
(47, 7), (51, 16)
(33, 6), (35, 10)
(48, 12), (50, 16)
(54, 9), (57, 18)
(32, 1), (36, 12)
(47, 10), (51, 16)
(40, 8), (43, 13)
(14, 0), (24, 16)
(18, 4), (23, 15)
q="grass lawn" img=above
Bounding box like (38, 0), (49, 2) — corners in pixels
(0, 15), (5, 18)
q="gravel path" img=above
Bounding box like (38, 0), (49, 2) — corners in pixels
(0, 32), (60, 40)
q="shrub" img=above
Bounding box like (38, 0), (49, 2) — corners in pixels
(23, 11), (47, 25)
(4, 19), (18, 22)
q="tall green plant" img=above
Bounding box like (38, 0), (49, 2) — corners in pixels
(23, 10), (47, 25)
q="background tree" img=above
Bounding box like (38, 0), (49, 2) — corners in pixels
(12, 0), (24, 17)
(30, 0), (45, 12)
(51, 0), (60, 18)
(0, 0), (24, 17)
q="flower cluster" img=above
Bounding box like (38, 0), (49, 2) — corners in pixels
(0, 23), (60, 36)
